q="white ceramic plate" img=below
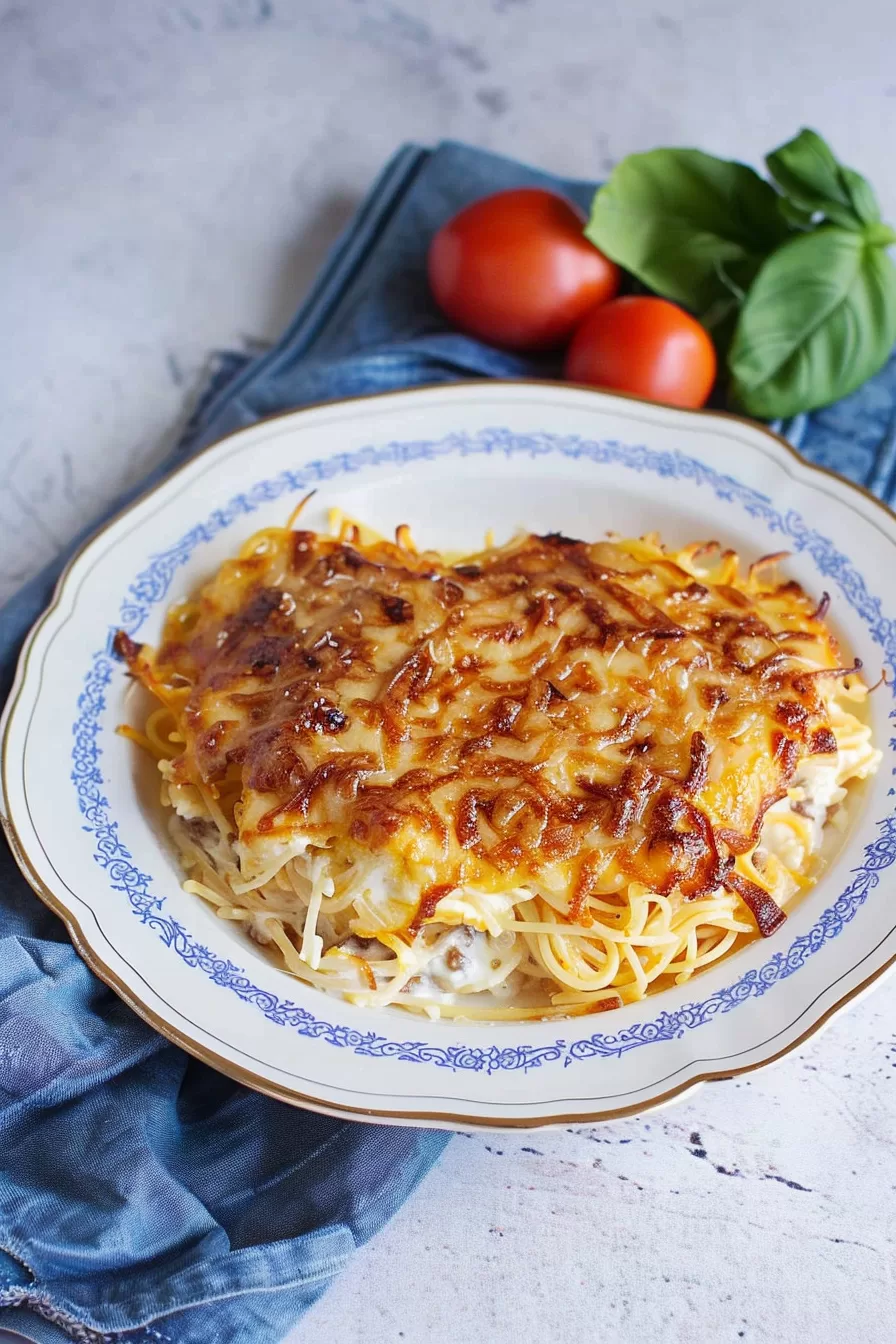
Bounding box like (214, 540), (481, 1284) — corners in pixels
(3, 381), (896, 1130)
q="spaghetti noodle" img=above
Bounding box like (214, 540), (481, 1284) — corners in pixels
(115, 513), (880, 1021)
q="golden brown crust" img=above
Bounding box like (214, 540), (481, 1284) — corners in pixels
(117, 527), (850, 936)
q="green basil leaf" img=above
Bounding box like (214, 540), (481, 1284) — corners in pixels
(766, 128), (880, 230)
(585, 148), (791, 318)
(776, 195), (816, 231)
(867, 222), (896, 248)
(728, 226), (896, 418)
(840, 167), (881, 228)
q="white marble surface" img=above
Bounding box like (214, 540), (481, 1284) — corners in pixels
(3, 1), (896, 1341)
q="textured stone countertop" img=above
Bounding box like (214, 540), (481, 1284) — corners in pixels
(3, 3), (896, 1342)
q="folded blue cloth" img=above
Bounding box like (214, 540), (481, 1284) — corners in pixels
(2, 140), (896, 1344)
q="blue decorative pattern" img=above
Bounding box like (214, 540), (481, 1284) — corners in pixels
(70, 429), (896, 1073)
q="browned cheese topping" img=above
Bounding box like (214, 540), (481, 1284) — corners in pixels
(116, 526), (856, 940)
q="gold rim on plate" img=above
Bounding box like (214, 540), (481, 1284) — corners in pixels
(3, 379), (895, 1130)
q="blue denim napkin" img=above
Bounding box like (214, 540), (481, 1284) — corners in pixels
(2, 140), (896, 1344)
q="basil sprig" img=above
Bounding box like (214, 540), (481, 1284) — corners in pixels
(765, 128), (881, 231)
(586, 129), (896, 418)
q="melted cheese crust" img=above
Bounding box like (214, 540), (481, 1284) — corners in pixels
(115, 521), (880, 1018)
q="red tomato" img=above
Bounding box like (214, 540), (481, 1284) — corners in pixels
(428, 188), (620, 351)
(564, 296), (717, 408)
